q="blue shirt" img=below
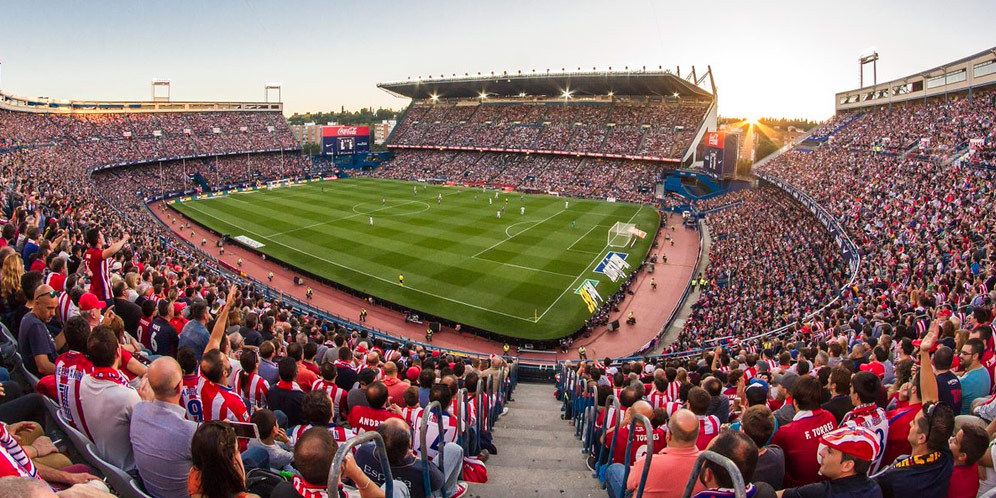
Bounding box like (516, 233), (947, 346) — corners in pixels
(258, 358), (279, 386)
(959, 367), (991, 415)
(178, 320), (210, 361)
(130, 400), (198, 498)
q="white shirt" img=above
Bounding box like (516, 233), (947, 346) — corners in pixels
(79, 375), (141, 471)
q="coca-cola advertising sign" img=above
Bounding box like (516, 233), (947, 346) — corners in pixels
(322, 126), (371, 156)
(322, 126), (370, 138)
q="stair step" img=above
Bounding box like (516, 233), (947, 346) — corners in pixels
(470, 382), (602, 498)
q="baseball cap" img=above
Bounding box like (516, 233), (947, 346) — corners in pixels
(819, 426), (881, 463)
(431, 351), (440, 358)
(79, 293), (107, 312)
(406, 367), (421, 381)
(859, 361), (886, 379)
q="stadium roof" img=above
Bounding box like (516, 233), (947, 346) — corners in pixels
(378, 69), (715, 100)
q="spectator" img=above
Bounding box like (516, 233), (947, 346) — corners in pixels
(778, 426), (882, 498)
(958, 338), (990, 415)
(874, 402), (955, 498)
(771, 376), (838, 487)
(178, 302), (210, 362)
(610, 408), (704, 498)
(287, 343), (317, 393)
(690, 431), (764, 498)
(150, 299), (178, 358)
(247, 409), (293, 471)
(78, 325), (152, 471)
(257, 341), (279, 386)
(355, 418), (445, 498)
(841, 371), (889, 474)
(382, 362), (410, 407)
(931, 346), (962, 414)
(187, 422), (254, 498)
(687, 386), (720, 450)
(130, 357), (198, 498)
(267, 357), (307, 428)
(739, 405), (784, 490)
(18, 285), (60, 377)
(348, 381), (404, 434)
(946, 425), (988, 498)
(822, 366), (855, 426)
(412, 384), (465, 497)
(270, 427), (386, 498)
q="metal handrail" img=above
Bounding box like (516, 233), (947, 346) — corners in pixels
(621, 414), (655, 498)
(328, 431), (394, 498)
(455, 388), (467, 453)
(419, 401), (447, 498)
(581, 382), (599, 453)
(594, 395), (622, 479)
(681, 451), (747, 498)
(476, 377), (486, 440)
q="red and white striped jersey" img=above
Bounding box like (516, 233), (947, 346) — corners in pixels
(45, 272), (66, 293)
(55, 351), (93, 433)
(238, 372), (270, 412)
(311, 378), (347, 420)
(181, 374), (205, 422)
(661, 401), (684, 418)
(647, 389), (670, 410)
(0, 423), (37, 480)
(743, 367), (757, 381)
(452, 395), (477, 429)
(84, 247), (112, 300)
(413, 410), (459, 461)
(288, 424), (356, 448)
(200, 382), (250, 423)
(840, 403), (889, 474)
(401, 405), (424, 429)
(696, 415), (722, 450)
(665, 381), (683, 402)
(56, 292), (77, 328)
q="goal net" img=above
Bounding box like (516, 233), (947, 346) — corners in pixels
(608, 222), (636, 247)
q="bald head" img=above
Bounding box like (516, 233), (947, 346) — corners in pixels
(668, 409), (699, 447)
(148, 357), (183, 401)
(630, 400), (654, 421)
(384, 361), (398, 377)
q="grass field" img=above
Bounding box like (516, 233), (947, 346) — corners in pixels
(172, 178), (659, 340)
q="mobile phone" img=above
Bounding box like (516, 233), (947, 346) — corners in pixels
(229, 421), (260, 440)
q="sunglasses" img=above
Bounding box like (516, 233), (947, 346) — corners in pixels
(922, 401), (939, 443)
(34, 290), (58, 300)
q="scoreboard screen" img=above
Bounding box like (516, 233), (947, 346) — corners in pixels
(702, 131), (738, 179)
(322, 126), (370, 157)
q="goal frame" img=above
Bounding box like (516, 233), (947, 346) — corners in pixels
(607, 222), (635, 248)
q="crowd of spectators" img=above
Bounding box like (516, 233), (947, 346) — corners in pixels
(389, 99), (710, 159)
(0, 105), (514, 497)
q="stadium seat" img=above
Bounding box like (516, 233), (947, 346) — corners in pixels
(82, 442), (149, 498)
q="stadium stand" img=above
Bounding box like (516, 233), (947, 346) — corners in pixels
(0, 92), (520, 497)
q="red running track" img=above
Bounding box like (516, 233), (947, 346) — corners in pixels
(151, 202), (698, 363)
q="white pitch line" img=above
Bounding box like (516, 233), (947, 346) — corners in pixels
(534, 206), (645, 322)
(471, 208), (566, 258)
(470, 256), (578, 278)
(565, 224), (604, 252)
(181, 203), (537, 322)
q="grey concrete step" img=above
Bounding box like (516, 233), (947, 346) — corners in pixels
(471, 382), (603, 498)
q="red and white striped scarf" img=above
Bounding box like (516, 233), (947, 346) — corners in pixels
(91, 367), (131, 388)
(292, 475), (329, 498)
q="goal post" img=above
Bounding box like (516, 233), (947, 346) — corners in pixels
(608, 222), (636, 247)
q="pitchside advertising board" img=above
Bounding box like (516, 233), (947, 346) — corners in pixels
(322, 126), (371, 157)
(702, 131), (738, 179)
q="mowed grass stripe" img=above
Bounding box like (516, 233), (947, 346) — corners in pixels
(174, 178), (658, 339)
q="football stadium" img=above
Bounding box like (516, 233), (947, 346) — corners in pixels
(1, 2), (996, 497)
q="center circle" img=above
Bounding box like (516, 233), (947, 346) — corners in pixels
(351, 200), (431, 217)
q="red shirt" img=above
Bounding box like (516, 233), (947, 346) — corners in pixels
(55, 351), (93, 432)
(883, 403), (921, 466)
(947, 464), (980, 498)
(770, 409), (837, 487)
(294, 362), (317, 393)
(696, 415), (721, 450)
(45, 272), (66, 293)
(607, 424), (666, 465)
(347, 406), (403, 433)
(137, 317), (153, 350)
(84, 247), (112, 300)
(181, 374), (204, 422)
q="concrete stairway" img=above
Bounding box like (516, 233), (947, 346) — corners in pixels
(472, 382), (604, 498)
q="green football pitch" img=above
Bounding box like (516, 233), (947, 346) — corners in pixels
(172, 178), (659, 340)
